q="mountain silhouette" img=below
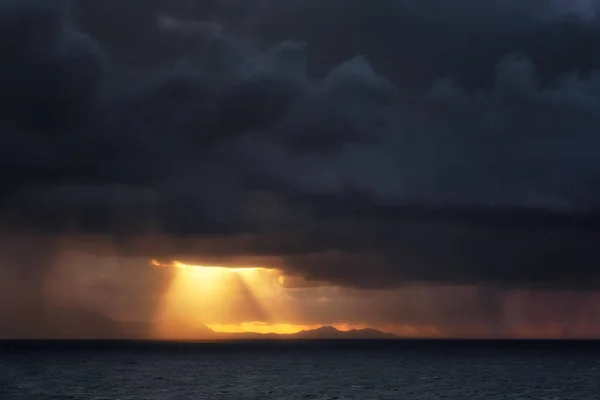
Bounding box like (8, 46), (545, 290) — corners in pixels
(1, 303), (397, 340)
(215, 325), (398, 340)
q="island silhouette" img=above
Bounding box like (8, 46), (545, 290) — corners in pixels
(0, 305), (397, 340)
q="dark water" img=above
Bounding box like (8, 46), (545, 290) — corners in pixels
(1, 340), (600, 399)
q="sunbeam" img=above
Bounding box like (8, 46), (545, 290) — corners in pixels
(149, 260), (299, 339)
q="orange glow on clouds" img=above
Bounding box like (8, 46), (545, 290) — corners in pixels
(149, 260), (302, 339)
(148, 260), (445, 339)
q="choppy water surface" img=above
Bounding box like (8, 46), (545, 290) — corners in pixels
(1, 341), (599, 399)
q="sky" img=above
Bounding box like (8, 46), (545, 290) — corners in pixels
(2, 0), (600, 339)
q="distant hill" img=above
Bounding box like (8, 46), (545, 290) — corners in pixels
(295, 326), (398, 339)
(136, 323), (398, 340)
(216, 325), (398, 340)
(0, 302), (397, 340)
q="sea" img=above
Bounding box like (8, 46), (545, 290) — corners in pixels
(1, 340), (599, 399)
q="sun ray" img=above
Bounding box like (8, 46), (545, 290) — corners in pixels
(149, 260), (299, 339)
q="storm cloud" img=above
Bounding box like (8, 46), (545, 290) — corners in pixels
(2, 0), (600, 312)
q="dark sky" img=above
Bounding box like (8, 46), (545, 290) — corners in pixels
(2, 0), (600, 337)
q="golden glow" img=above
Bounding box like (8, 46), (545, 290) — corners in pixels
(206, 322), (376, 334)
(150, 260), (300, 339)
(208, 322), (325, 334)
(149, 260), (441, 339)
(151, 259), (263, 272)
(150, 259), (161, 267)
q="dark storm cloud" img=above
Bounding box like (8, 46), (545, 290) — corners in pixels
(2, 0), (600, 298)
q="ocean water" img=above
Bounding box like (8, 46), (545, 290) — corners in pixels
(1, 341), (599, 399)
